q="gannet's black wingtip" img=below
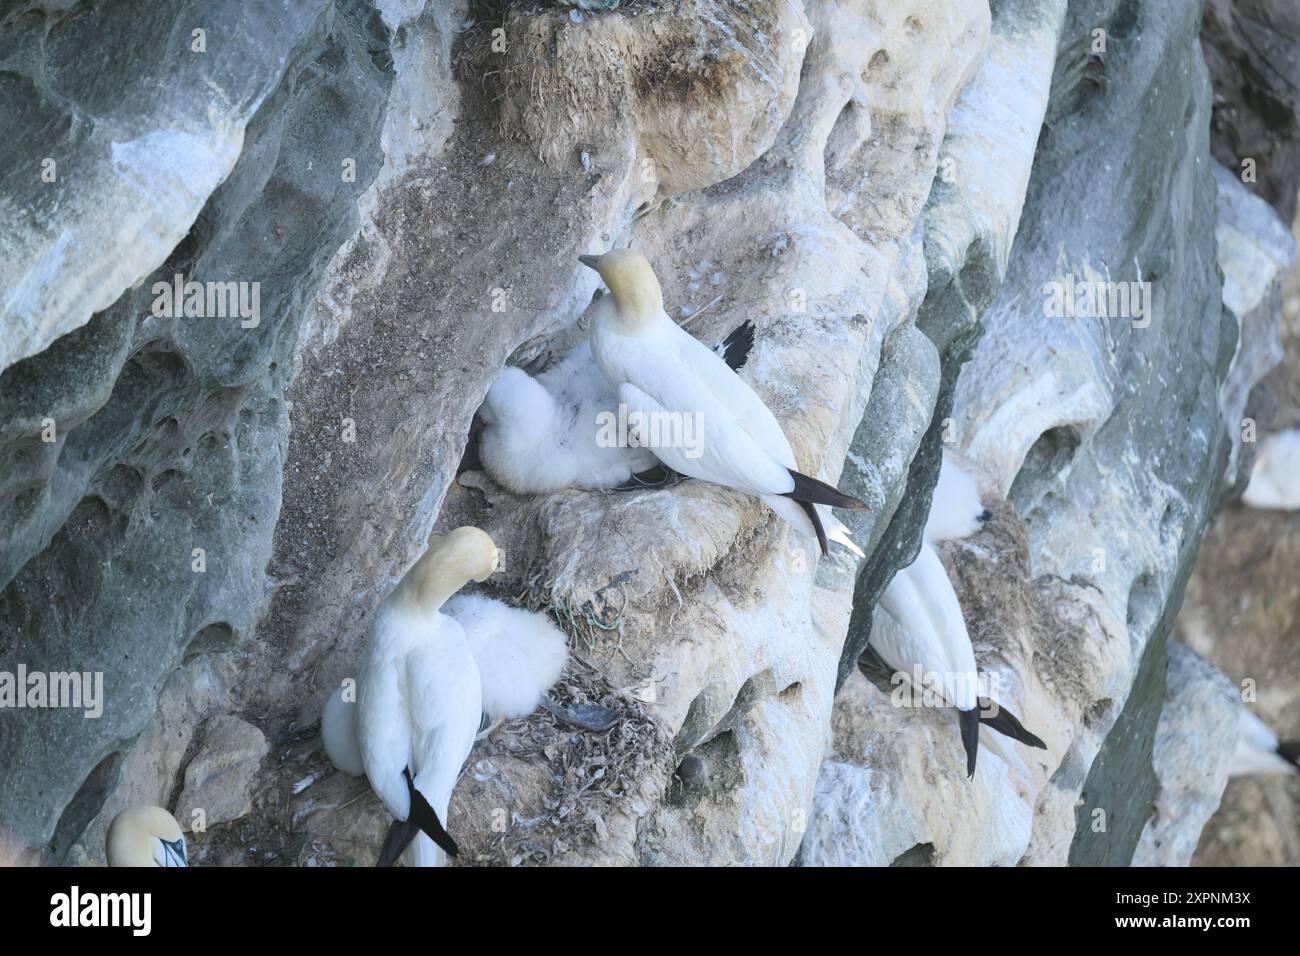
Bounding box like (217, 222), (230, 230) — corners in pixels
(376, 818), (418, 867)
(404, 766), (459, 858)
(784, 469), (869, 512)
(959, 708), (980, 779)
(794, 498), (830, 557)
(978, 697), (1047, 749)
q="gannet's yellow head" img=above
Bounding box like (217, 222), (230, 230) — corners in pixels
(438, 526), (501, 583)
(399, 526), (502, 611)
(579, 249), (664, 322)
(106, 806), (186, 867)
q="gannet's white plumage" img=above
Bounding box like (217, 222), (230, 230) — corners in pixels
(443, 593), (568, 720)
(479, 324), (757, 495)
(357, 527), (497, 867)
(322, 684), (365, 778)
(1229, 708), (1300, 777)
(581, 249), (866, 556)
(479, 342), (659, 493)
(323, 596), (567, 801)
(1242, 429), (1300, 510)
(869, 453), (1044, 778)
(106, 805), (187, 867)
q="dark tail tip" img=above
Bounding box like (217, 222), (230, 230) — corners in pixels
(978, 697), (1047, 749)
(784, 469), (869, 512)
(959, 708), (980, 779)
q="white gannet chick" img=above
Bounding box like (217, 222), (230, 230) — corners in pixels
(1229, 708), (1300, 777)
(322, 683), (365, 778)
(870, 453), (1044, 778)
(106, 806), (186, 867)
(1242, 429), (1300, 510)
(580, 249), (867, 556)
(479, 323), (756, 495)
(358, 526), (498, 867)
(444, 593), (568, 720)
(479, 342), (658, 493)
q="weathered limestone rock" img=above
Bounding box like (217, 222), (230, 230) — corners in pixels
(174, 714), (269, 828)
(1, 0), (393, 856)
(0, 0), (333, 373)
(3, 0), (1285, 869)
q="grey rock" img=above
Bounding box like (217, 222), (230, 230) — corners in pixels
(0, 0), (392, 854)
(175, 714), (269, 829)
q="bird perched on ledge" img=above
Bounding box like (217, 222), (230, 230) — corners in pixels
(580, 248), (866, 556)
(867, 453), (1045, 779)
(357, 527), (495, 868)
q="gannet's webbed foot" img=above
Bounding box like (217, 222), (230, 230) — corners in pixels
(614, 464), (682, 490)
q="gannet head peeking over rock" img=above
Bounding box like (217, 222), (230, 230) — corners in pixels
(579, 249), (867, 557)
(358, 526), (497, 867)
(106, 806), (186, 867)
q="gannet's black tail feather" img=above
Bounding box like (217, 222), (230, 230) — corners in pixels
(375, 767), (458, 867)
(959, 708), (980, 779)
(795, 498), (829, 557)
(717, 320), (755, 371)
(1278, 740), (1300, 770)
(376, 818), (418, 868)
(784, 469), (869, 512)
(978, 697), (1047, 749)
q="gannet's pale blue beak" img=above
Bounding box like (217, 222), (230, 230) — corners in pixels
(161, 837), (187, 867)
(578, 254), (601, 270)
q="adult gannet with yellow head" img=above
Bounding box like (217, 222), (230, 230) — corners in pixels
(357, 526), (497, 867)
(580, 249), (867, 556)
(323, 591), (569, 778)
(106, 805), (186, 867)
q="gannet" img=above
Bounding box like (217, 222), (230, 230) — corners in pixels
(580, 249), (867, 556)
(1242, 429), (1300, 510)
(323, 594), (568, 788)
(868, 453), (1044, 778)
(357, 526), (496, 867)
(479, 321), (755, 495)
(1228, 708), (1300, 777)
(106, 806), (187, 867)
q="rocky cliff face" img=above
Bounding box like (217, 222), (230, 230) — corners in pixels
(0, 0), (1294, 866)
